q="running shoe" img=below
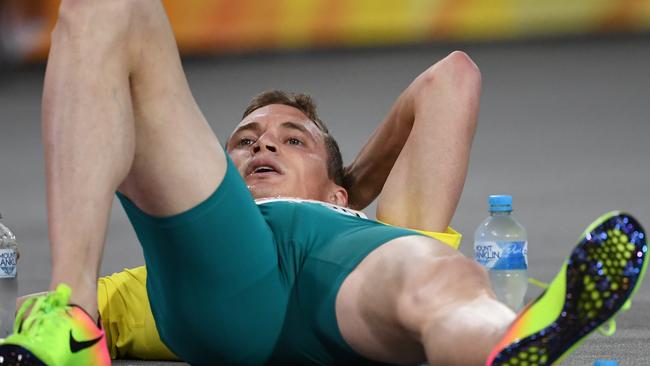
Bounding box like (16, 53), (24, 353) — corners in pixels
(486, 211), (648, 366)
(0, 284), (110, 366)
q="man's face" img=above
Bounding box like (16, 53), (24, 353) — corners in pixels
(227, 104), (343, 204)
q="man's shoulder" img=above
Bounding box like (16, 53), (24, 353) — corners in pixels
(255, 197), (368, 219)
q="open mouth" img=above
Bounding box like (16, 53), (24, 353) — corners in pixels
(247, 160), (283, 177)
(252, 166), (278, 175)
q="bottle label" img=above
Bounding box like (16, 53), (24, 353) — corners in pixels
(474, 241), (528, 270)
(0, 249), (17, 278)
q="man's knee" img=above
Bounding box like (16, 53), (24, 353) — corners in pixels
(443, 255), (491, 291)
(396, 254), (492, 332)
(57, 0), (130, 30)
(409, 255), (490, 303)
(54, 0), (159, 49)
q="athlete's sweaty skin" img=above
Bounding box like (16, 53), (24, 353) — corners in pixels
(39, 0), (514, 365)
(226, 104), (348, 207)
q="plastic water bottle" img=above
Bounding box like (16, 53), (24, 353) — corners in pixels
(474, 195), (528, 311)
(0, 213), (18, 338)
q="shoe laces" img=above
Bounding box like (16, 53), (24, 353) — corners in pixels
(14, 284), (72, 341)
(528, 277), (626, 336)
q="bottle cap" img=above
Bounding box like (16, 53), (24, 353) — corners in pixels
(594, 360), (618, 366)
(489, 195), (512, 212)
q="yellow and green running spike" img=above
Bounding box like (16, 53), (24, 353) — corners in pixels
(487, 211), (648, 366)
(0, 284), (111, 366)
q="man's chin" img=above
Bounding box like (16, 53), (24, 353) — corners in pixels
(247, 184), (285, 200)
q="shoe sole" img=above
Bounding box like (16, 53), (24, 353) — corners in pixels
(0, 344), (47, 365)
(488, 211), (648, 366)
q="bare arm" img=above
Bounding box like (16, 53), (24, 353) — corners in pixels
(344, 51), (480, 232)
(342, 82), (416, 210)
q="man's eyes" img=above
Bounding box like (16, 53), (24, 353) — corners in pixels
(237, 137), (255, 146)
(287, 137), (303, 145)
(235, 136), (304, 147)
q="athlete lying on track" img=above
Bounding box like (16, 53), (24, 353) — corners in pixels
(0, 1), (647, 365)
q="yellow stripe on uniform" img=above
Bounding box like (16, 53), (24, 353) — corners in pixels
(378, 220), (462, 250)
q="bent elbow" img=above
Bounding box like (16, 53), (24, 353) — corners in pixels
(419, 50), (482, 92)
(446, 50), (482, 83)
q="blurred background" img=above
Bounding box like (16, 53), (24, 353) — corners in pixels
(1, 0), (649, 364)
(2, 0), (650, 61)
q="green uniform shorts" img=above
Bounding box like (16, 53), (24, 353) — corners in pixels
(116, 156), (424, 366)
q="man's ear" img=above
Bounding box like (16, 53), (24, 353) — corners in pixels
(328, 185), (349, 207)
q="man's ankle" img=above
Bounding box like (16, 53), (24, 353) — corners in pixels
(48, 282), (99, 322)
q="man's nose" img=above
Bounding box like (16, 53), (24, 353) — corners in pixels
(253, 140), (277, 153)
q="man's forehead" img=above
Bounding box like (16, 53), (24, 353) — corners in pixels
(234, 104), (322, 135)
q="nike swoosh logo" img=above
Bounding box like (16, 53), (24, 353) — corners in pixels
(69, 330), (103, 353)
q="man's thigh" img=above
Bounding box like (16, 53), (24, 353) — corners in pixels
(335, 235), (470, 364)
(117, 0), (226, 217)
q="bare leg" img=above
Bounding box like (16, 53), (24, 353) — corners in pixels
(337, 236), (515, 365)
(44, 0), (225, 317)
(377, 51), (480, 232)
